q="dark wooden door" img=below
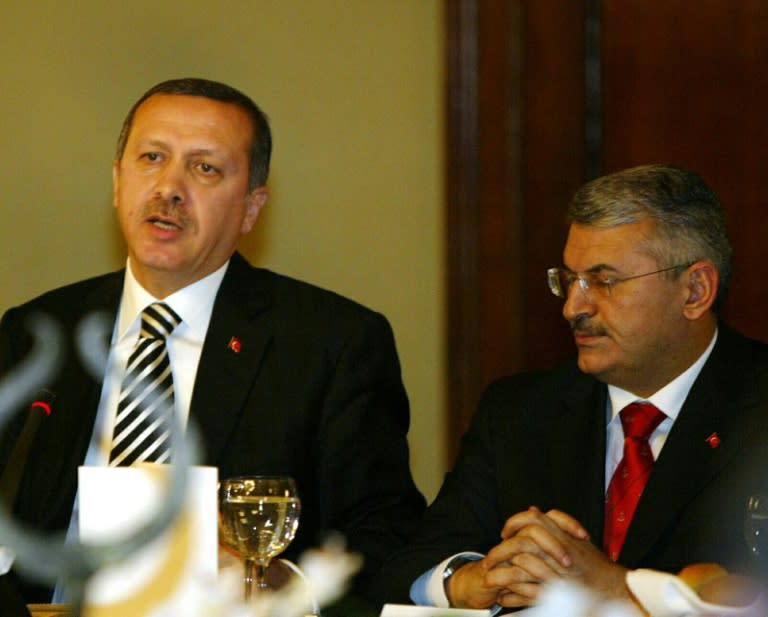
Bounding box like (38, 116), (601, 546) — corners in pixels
(444, 0), (768, 461)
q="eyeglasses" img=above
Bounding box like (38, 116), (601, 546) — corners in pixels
(547, 263), (692, 299)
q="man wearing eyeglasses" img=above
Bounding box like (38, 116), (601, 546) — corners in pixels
(374, 164), (768, 613)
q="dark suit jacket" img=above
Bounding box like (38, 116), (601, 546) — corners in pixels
(374, 324), (768, 604)
(0, 252), (425, 603)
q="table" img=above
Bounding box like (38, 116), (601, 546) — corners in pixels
(27, 605), (70, 617)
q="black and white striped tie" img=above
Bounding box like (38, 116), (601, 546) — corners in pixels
(109, 302), (181, 466)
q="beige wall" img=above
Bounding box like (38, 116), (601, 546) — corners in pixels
(0, 1), (445, 500)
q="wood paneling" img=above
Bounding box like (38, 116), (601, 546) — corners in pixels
(522, 1), (587, 371)
(444, 0), (768, 458)
(444, 0), (525, 462)
(602, 0), (768, 339)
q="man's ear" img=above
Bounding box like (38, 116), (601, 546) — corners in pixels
(241, 187), (268, 234)
(682, 260), (719, 319)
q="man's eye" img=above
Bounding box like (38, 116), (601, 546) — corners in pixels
(199, 162), (219, 174)
(592, 276), (614, 288)
(564, 274), (580, 288)
(141, 152), (161, 162)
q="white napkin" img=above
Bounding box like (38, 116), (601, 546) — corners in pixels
(78, 465), (218, 616)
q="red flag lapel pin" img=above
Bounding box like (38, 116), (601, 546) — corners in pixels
(705, 432), (721, 449)
(228, 336), (242, 354)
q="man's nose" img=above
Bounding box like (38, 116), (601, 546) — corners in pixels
(154, 163), (188, 205)
(562, 282), (596, 322)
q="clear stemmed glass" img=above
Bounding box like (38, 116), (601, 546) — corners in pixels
(744, 492), (768, 559)
(219, 476), (301, 601)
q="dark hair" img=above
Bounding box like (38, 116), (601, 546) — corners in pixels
(568, 164), (732, 310)
(115, 77), (271, 190)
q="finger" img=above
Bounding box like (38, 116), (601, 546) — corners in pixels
(497, 584), (542, 607)
(511, 523), (574, 568)
(510, 551), (569, 580)
(483, 551), (565, 591)
(500, 506), (545, 539)
(484, 534), (554, 569)
(506, 582), (543, 600)
(484, 562), (535, 588)
(545, 509), (590, 540)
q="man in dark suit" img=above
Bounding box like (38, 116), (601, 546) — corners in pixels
(0, 77), (425, 606)
(375, 165), (768, 613)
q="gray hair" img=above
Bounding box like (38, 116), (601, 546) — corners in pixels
(568, 164), (732, 310)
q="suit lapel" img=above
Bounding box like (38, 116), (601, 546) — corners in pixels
(621, 327), (759, 565)
(189, 254), (274, 465)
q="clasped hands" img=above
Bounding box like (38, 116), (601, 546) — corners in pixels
(446, 506), (632, 610)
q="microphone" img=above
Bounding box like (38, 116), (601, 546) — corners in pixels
(0, 389), (55, 507)
(0, 391), (52, 617)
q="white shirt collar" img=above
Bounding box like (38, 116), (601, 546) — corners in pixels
(608, 328), (718, 421)
(117, 259), (229, 343)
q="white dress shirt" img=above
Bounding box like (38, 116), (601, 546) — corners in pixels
(51, 258), (227, 602)
(604, 329), (717, 487)
(87, 259), (227, 464)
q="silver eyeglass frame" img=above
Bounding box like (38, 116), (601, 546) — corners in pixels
(547, 263), (693, 299)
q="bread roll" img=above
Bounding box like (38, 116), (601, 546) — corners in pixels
(678, 563), (762, 607)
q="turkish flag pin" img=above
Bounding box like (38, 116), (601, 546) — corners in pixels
(228, 336), (242, 354)
(705, 432), (721, 449)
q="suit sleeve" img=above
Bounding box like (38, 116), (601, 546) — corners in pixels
(0, 308), (33, 472)
(312, 309), (426, 593)
(369, 378), (516, 604)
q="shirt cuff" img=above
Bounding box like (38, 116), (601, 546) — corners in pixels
(626, 568), (766, 617)
(410, 552), (484, 607)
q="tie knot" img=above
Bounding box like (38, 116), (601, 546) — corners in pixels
(140, 302), (182, 339)
(619, 402), (666, 440)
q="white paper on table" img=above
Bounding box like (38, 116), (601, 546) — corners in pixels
(380, 605), (491, 617)
(78, 465), (218, 616)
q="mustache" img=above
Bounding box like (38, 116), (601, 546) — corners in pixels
(570, 315), (607, 337)
(141, 197), (191, 226)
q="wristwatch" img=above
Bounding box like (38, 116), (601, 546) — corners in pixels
(442, 555), (476, 580)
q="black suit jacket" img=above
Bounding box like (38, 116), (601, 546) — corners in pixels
(374, 324), (768, 604)
(0, 253), (425, 603)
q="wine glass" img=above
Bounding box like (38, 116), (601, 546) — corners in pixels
(744, 492), (768, 559)
(219, 476), (301, 601)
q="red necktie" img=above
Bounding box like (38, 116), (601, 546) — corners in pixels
(604, 402), (666, 561)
